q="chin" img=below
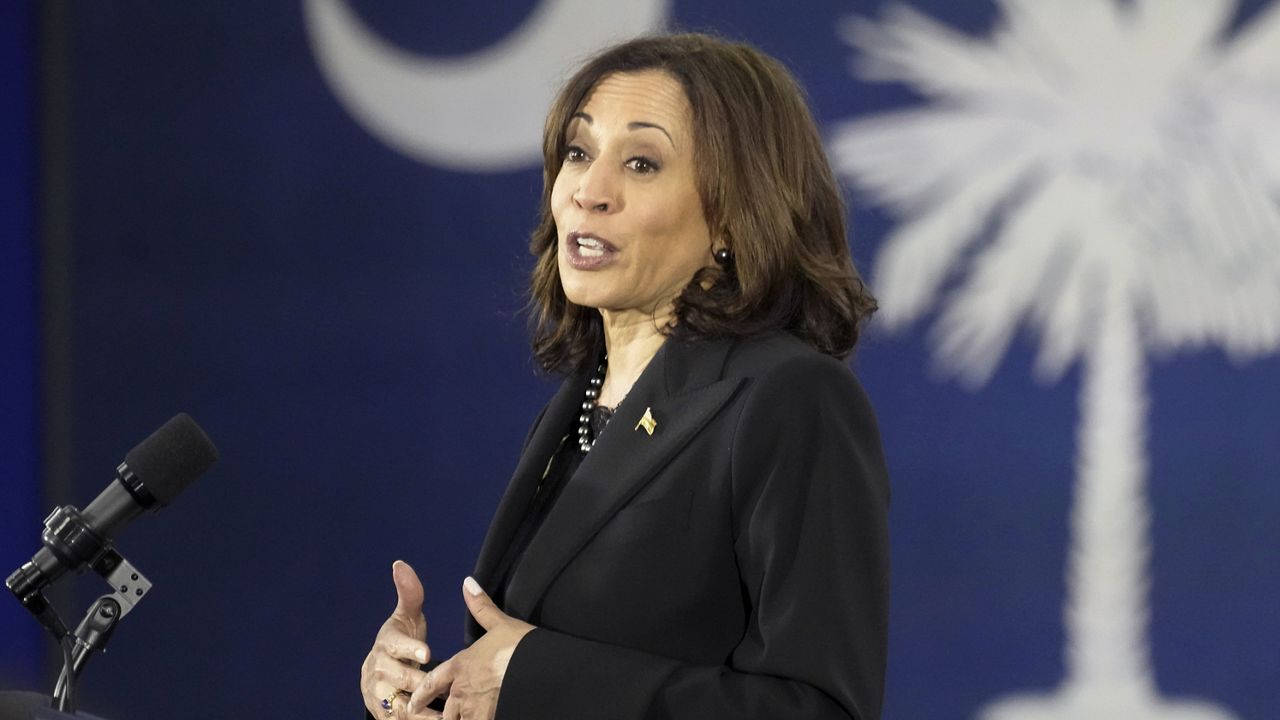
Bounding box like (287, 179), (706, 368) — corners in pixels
(563, 288), (609, 312)
(559, 260), (606, 308)
(559, 275), (603, 310)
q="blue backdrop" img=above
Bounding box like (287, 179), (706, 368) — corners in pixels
(1, 0), (41, 694)
(2, 2), (1278, 719)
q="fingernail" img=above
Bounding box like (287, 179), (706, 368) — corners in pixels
(464, 576), (482, 597)
(415, 647), (427, 663)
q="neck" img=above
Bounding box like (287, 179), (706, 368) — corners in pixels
(597, 307), (671, 408)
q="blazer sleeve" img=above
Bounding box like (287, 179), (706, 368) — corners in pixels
(495, 353), (891, 720)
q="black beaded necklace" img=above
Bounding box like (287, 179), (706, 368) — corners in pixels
(577, 358), (612, 453)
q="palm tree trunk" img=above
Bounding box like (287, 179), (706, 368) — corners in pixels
(1064, 298), (1154, 695)
(979, 298), (1239, 717)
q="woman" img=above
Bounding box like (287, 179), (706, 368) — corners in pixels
(360, 33), (889, 720)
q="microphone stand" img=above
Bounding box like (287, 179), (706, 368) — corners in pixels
(4, 541), (149, 720)
(54, 548), (150, 713)
(53, 596), (122, 712)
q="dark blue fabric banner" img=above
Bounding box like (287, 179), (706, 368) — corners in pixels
(3, 2), (1278, 719)
(0, 0), (42, 692)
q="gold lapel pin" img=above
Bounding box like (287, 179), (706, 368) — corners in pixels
(635, 407), (657, 436)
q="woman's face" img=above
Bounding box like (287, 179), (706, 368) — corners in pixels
(552, 71), (715, 319)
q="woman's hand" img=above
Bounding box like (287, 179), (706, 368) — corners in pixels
(407, 577), (535, 720)
(360, 561), (433, 719)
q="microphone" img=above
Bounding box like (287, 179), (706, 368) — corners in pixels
(6, 413), (219, 622)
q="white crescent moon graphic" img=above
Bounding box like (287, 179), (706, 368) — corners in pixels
(303, 0), (670, 172)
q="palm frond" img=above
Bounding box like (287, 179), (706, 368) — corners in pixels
(832, 109), (1047, 329)
(1142, 173), (1280, 357)
(1216, 0), (1280, 81)
(840, 5), (1053, 104)
(996, 0), (1129, 81)
(1127, 0), (1234, 66)
(1031, 251), (1091, 382)
(932, 173), (1084, 387)
(1213, 89), (1280, 194)
(830, 108), (1041, 213)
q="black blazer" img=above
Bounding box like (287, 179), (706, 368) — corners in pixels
(470, 332), (890, 720)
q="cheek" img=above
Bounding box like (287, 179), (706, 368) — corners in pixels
(652, 205), (712, 272)
(550, 172), (572, 224)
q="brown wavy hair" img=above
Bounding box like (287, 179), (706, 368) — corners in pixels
(528, 33), (876, 374)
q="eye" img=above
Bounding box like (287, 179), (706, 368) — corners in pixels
(626, 156), (661, 174)
(564, 145), (588, 164)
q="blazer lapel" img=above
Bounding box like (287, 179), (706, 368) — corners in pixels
(503, 337), (744, 620)
(471, 370), (589, 591)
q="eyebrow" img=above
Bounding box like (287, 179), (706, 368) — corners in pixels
(570, 112), (676, 149)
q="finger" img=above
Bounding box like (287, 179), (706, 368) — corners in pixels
(408, 658), (455, 714)
(461, 576), (505, 631)
(362, 686), (390, 719)
(364, 652), (419, 706)
(373, 656), (431, 693)
(367, 684), (408, 720)
(406, 701), (444, 720)
(392, 560), (426, 621)
(441, 694), (461, 720)
(391, 691), (412, 720)
(381, 625), (430, 665)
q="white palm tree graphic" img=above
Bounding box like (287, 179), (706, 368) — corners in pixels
(831, 1), (1280, 717)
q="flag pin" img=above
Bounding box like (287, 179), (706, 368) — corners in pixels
(635, 407), (657, 436)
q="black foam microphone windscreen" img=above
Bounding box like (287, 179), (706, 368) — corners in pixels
(122, 412), (219, 507)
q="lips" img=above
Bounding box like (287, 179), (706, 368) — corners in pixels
(564, 231), (619, 270)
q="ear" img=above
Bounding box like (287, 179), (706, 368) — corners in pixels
(710, 226), (733, 261)
(709, 231), (728, 255)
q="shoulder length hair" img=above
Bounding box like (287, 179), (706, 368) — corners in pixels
(528, 33), (876, 374)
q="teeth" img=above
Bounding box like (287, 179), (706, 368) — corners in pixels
(576, 235), (605, 258)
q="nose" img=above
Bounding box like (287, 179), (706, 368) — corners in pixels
(573, 160), (620, 214)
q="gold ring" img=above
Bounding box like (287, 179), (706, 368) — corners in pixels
(380, 691), (402, 717)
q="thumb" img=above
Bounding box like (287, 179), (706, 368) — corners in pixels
(391, 560), (425, 620)
(462, 576), (505, 631)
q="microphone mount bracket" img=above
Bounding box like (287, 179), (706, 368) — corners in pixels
(90, 548), (151, 619)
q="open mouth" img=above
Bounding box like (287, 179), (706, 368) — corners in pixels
(565, 231), (618, 269)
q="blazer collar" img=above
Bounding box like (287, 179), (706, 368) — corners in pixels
(471, 335), (744, 622)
